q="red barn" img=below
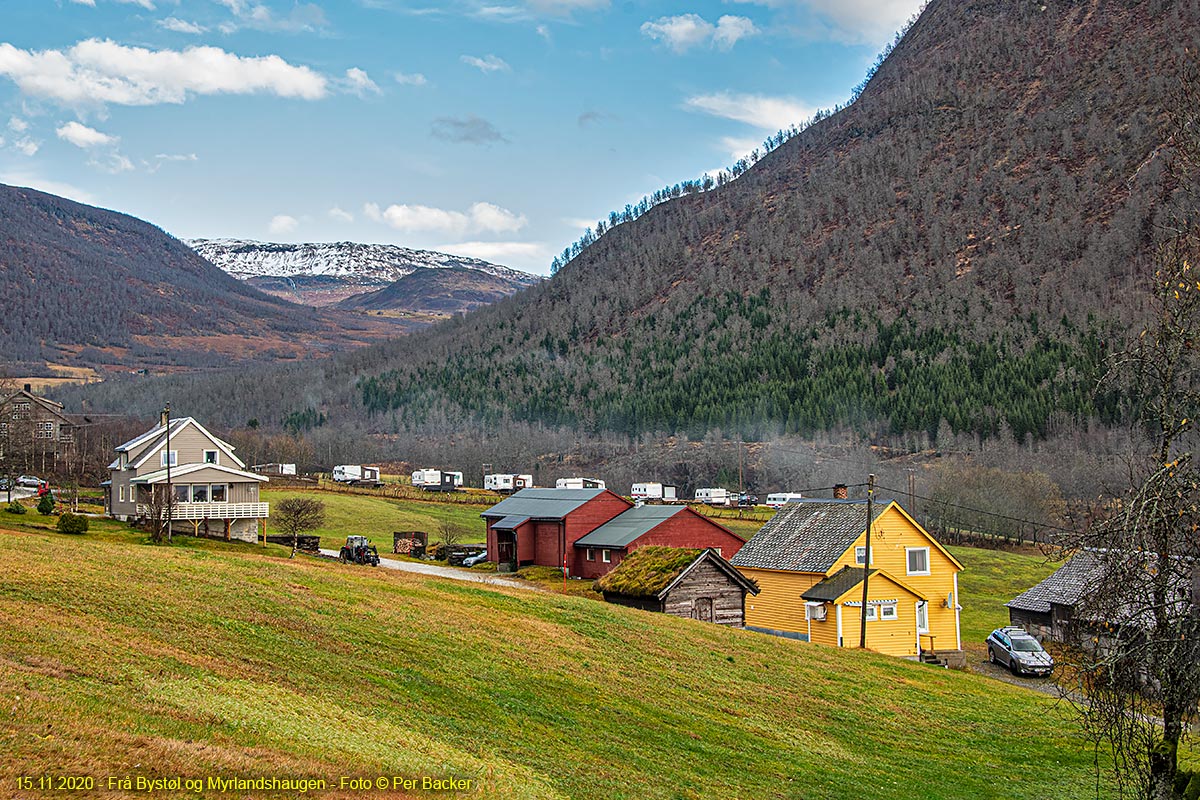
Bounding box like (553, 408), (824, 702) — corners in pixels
(481, 490), (745, 578)
(571, 505), (745, 579)
(482, 488), (632, 573)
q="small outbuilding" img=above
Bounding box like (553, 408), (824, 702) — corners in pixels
(595, 546), (759, 626)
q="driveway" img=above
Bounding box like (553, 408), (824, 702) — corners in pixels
(317, 549), (539, 592)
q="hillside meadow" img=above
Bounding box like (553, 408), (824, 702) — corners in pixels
(0, 517), (1111, 800)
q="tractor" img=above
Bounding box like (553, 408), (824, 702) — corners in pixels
(338, 535), (380, 566)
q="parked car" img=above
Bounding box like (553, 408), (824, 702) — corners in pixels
(0, 478), (10, 491)
(16, 475), (41, 488)
(987, 626), (1054, 676)
(462, 550), (489, 567)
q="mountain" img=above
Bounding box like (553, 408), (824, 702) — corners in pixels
(0, 184), (402, 372)
(63, 0), (1200, 445)
(187, 238), (540, 308)
(337, 266), (535, 316)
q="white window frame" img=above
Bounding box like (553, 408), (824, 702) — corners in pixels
(906, 546), (931, 576)
(602, 549), (611, 563)
(586, 548), (595, 562)
(160, 450), (178, 468)
(854, 545), (874, 566)
(211, 484), (227, 503)
(203, 450), (219, 465)
(190, 484), (209, 503)
(119, 485), (125, 503)
(880, 603), (898, 621)
(916, 601), (929, 633)
(864, 605), (877, 621)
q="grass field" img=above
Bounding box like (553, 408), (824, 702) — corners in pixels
(262, 489), (488, 551)
(0, 518), (1109, 800)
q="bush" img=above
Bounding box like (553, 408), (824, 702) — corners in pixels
(37, 493), (55, 516)
(56, 513), (89, 535)
(5, 500), (26, 515)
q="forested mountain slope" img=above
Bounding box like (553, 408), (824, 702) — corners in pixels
(0, 185), (404, 371)
(64, 0), (1200, 442)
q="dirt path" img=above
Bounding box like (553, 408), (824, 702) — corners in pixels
(316, 549), (540, 592)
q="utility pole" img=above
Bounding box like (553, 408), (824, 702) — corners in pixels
(164, 402), (172, 544)
(859, 473), (875, 649)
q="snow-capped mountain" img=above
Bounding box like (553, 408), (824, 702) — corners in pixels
(186, 238), (541, 309)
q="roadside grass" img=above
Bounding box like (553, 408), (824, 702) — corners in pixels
(948, 545), (1060, 646)
(262, 489), (486, 551)
(0, 524), (1107, 800)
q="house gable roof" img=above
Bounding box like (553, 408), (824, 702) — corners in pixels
(124, 417), (244, 470)
(1006, 551), (1100, 614)
(801, 565), (927, 603)
(481, 488), (627, 521)
(131, 462), (269, 484)
(1, 389), (73, 424)
(595, 546), (759, 599)
(575, 505), (745, 549)
(730, 500), (879, 573)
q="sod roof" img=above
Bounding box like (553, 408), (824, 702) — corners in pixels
(596, 546), (759, 599)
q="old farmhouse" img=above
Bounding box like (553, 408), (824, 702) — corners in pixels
(106, 412), (269, 542)
(0, 384), (94, 475)
(596, 546), (760, 626)
(731, 499), (964, 663)
(482, 489), (745, 577)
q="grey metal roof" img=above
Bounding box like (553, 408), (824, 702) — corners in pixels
(491, 515), (530, 530)
(730, 500), (881, 573)
(481, 488), (614, 520)
(1006, 551), (1101, 613)
(573, 504), (687, 548)
(802, 566), (874, 602)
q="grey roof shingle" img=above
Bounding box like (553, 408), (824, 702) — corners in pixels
(1006, 551), (1102, 613)
(490, 515), (530, 530)
(573, 505), (688, 548)
(802, 566), (874, 602)
(729, 500), (880, 573)
(481, 488), (616, 521)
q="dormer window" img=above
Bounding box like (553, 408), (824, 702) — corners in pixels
(204, 450), (219, 464)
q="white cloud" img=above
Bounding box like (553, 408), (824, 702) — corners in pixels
(154, 152), (198, 162)
(0, 171), (94, 203)
(56, 121), (116, 148)
(394, 71), (427, 86)
(364, 200), (526, 235)
(685, 91), (814, 130)
(728, 0), (924, 44)
(720, 135), (763, 160)
(215, 0), (327, 33)
(0, 39), (329, 108)
(68, 0), (97, 5)
(8, 116), (27, 133)
(535, 24), (551, 40)
(328, 206), (354, 222)
(14, 138), (39, 156)
(158, 18), (207, 34)
(90, 152), (135, 173)
(641, 14), (757, 53)
(460, 54), (510, 73)
(343, 67), (380, 97)
(268, 214), (299, 235)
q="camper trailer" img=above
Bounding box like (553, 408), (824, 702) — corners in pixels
(484, 473), (534, 493)
(694, 487), (731, 506)
(412, 469), (464, 491)
(766, 492), (805, 509)
(630, 482), (678, 503)
(332, 465), (382, 487)
(555, 477), (606, 490)
(252, 463), (297, 477)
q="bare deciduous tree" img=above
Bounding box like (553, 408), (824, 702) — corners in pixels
(275, 496), (325, 558)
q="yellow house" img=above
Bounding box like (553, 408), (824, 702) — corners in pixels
(730, 500), (964, 662)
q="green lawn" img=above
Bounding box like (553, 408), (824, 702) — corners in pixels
(262, 488), (488, 551)
(0, 521), (1108, 800)
(948, 545), (1060, 645)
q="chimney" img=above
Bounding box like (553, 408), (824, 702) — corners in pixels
(23, 383), (31, 393)
(160, 409), (169, 429)
(833, 484), (848, 500)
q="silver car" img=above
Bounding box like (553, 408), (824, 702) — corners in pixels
(987, 626), (1054, 676)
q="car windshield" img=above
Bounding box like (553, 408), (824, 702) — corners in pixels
(1012, 638), (1043, 652)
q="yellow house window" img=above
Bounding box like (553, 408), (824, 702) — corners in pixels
(906, 547), (931, 576)
(880, 604), (898, 621)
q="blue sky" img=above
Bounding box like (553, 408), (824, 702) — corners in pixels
(0, 0), (923, 274)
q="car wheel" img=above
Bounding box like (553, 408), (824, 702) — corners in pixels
(988, 648), (996, 664)
(1010, 660), (1021, 676)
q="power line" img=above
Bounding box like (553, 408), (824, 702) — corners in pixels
(873, 483), (1084, 536)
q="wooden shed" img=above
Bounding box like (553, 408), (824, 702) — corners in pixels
(595, 547), (759, 626)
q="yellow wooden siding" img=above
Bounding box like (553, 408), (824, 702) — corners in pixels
(837, 578), (922, 657)
(808, 609), (839, 647)
(827, 504), (962, 650)
(741, 568), (823, 636)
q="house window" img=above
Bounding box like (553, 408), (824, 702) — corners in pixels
(204, 450), (219, 464)
(173, 484), (189, 503)
(880, 603), (898, 621)
(586, 548), (595, 561)
(35, 422), (54, 439)
(119, 485), (125, 503)
(916, 601), (929, 633)
(854, 545), (873, 566)
(160, 450), (178, 468)
(191, 484), (209, 503)
(602, 550), (611, 563)
(211, 484), (226, 503)
(906, 547), (930, 576)
(864, 605), (877, 621)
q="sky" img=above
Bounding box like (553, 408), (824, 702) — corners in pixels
(0, 0), (925, 274)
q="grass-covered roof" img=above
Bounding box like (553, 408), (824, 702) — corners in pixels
(595, 546), (702, 597)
